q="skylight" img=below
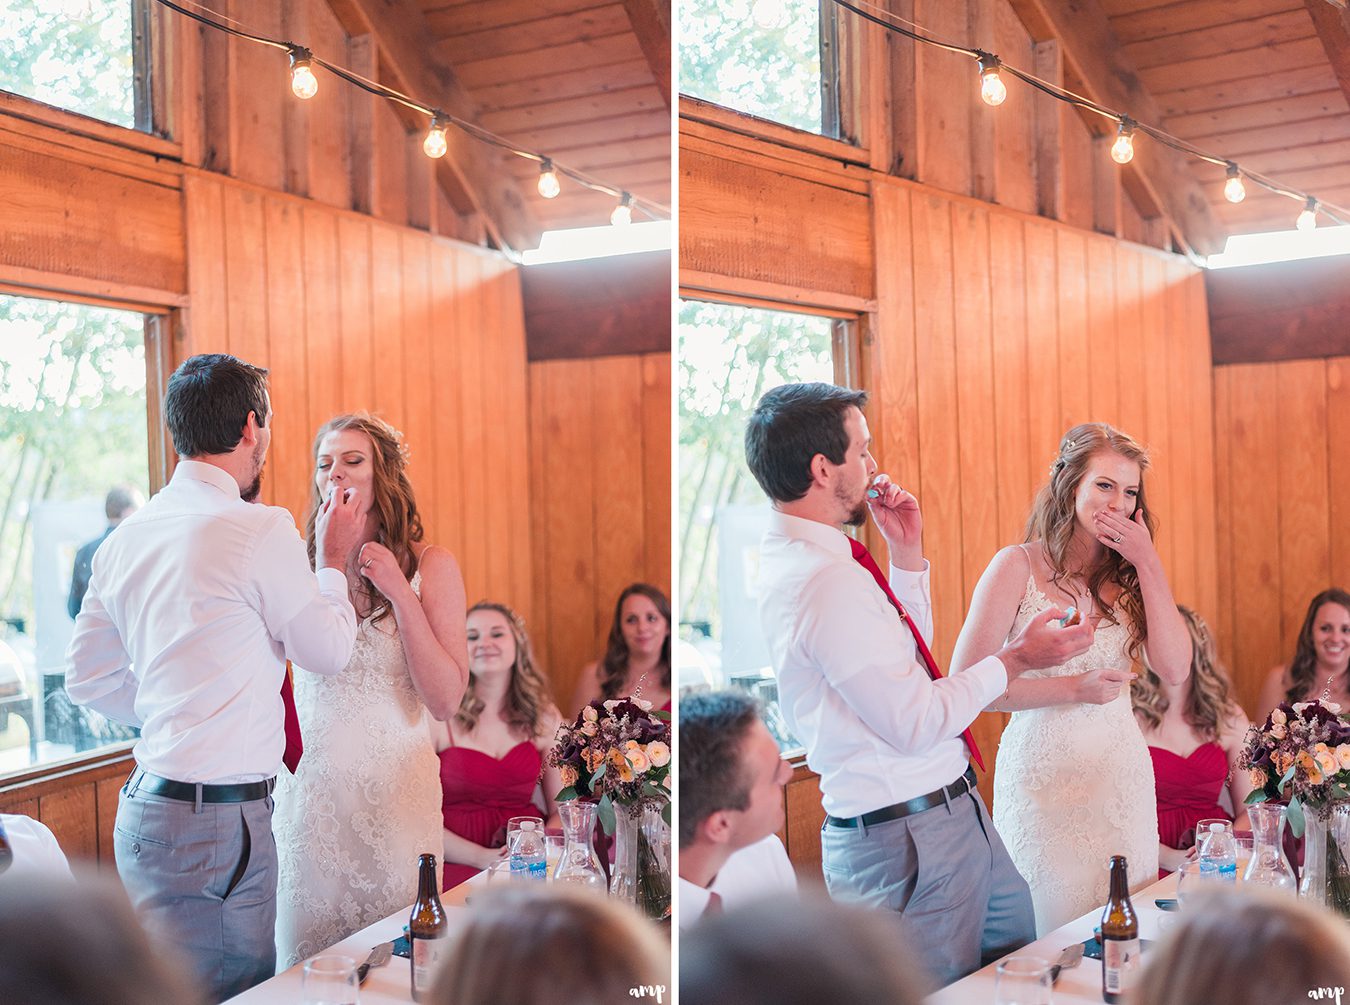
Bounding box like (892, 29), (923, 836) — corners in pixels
(1206, 225), (1350, 270)
(522, 221), (672, 266)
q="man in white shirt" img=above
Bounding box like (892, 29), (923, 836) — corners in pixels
(0, 813), (73, 885)
(66, 353), (365, 1002)
(678, 690), (797, 929)
(748, 382), (1095, 985)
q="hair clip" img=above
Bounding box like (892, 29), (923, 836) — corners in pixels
(1064, 437), (1078, 450)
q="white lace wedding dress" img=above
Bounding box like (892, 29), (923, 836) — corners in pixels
(273, 572), (443, 968)
(993, 573), (1159, 936)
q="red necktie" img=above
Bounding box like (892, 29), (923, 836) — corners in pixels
(281, 660), (303, 774)
(848, 538), (985, 772)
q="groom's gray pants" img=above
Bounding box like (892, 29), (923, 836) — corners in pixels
(114, 767), (279, 1003)
(821, 785), (1035, 989)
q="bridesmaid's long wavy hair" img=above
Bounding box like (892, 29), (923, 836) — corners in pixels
(1025, 422), (1155, 661)
(1133, 606), (1238, 741)
(456, 602), (555, 739)
(599, 583), (672, 700)
(304, 412), (423, 627)
(1285, 588), (1350, 703)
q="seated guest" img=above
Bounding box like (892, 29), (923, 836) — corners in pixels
(0, 870), (201, 1004)
(1258, 587), (1350, 714)
(679, 690), (795, 929)
(1135, 886), (1350, 1004)
(0, 813), (73, 885)
(429, 601), (564, 890)
(1132, 606), (1252, 875)
(571, 583), (672, 715)
(681, 894), (928, 1004)
(429, 884), (668, 1005)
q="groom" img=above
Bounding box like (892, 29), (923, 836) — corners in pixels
(748, 382), (1095, 985)
(66, 353), (365, 1001)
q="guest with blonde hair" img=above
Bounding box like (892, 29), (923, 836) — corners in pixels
(428, 884), (668, 1005)
(1135, 886), (1350, 1004)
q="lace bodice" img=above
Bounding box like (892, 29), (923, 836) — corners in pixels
(1012, 575), (1133, 681)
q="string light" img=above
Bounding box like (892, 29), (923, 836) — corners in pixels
(1223, 163), (1246, 204)
(976, 53), (1006, 107)
(610, 193), (633, 226)
(537, 159), (561, 199)
(288, 47), (318, 100)
(1110, 118), (1135, 165)
(1297, 197), (1318, 232)
(422, 115), (448, 159)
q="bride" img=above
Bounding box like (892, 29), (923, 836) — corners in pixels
(952, 423), (1190, 935)
(273, 413), (469, 967)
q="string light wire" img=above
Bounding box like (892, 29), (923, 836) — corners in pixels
(149, 0), (670, 225)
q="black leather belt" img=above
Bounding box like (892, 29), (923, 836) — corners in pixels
(133, 770), (276, 804)
(825, 766), (977, 829)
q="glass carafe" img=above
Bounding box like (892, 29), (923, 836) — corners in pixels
(552, 801), (606, 889)
(1243, 802), (1296, 891)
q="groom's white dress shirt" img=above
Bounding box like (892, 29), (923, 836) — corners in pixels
(757, 511), (1007, 817)
(678, 834), (797, 929)
(66, 460), (357, 784)
(0, 814), (73, 886)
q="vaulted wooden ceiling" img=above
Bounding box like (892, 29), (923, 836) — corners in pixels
(1101, 0), (1350, 238)
(415, 0), (671, 236)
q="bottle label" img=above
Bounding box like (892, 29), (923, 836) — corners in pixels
(509, 856), (548, 880)
(412, 936), (444, 992)
(1103, 937), (1140, 994)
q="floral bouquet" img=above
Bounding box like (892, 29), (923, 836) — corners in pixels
(1241, 699), (1350, 914)
(549, 698), (671, 919)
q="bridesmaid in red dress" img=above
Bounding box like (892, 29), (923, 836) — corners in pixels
(429, 602), (564, 891)
(1132, 606), (1253, 876)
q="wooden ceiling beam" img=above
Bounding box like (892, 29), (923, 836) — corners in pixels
(325, 0), (540, 252)
(621, 0), (672, 109)
(1305, 0), (1350, 113)
(1005, 0), (1228, 255)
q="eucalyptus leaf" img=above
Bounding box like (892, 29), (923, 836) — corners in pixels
(1244, 790), (1270, 805)
(597, 794), (616, 836)
(1288, 797), (1306, 838)
(661, 801), (672, 826)
(555, 786), (578, 803)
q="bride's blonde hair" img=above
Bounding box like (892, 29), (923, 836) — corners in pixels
(1132, 606), (1238, 740)
(1025, 422), (1154, 660)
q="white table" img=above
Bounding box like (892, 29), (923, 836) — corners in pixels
(226, 875), (481, 1004)
(929, 873), (1178, 1004)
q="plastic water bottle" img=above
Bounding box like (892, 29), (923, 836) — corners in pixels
(509, 819), (548, 881)
(1198, 822), (1237, 884)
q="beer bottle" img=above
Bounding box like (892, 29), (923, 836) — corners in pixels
(1100, 855), (1140, 1003)
(408, 853), (448, 1001)
(0, 816), (12, 874)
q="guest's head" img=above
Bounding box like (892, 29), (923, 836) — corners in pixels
(679, 690), (791, 878)
(164, 353), (271, 501)
(1135, 886), (1350, 1005)
(0, 869), (202, 1004)
(1286, 588), (1350, 703)
(681, 894), (928, 1004)
(304, 412), (423, 622)
(600, 583), (671, 699)
(1133, 606), (1237, 740)
(458, 601), (553, 739)
(428, 884), (668, 1005)
(745, 382), (873, 526)
(104, 485), (143, 525)
(1026, 422), (1153, 658)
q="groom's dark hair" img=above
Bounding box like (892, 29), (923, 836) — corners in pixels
(679, 690), (761, 849)
(745, 382), (869, 503)
(165, 354), (270, 458)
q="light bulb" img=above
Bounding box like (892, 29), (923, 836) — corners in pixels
(289, 49), (318, 101)
(537, 160), (561, 199)
(423, 117), (448, 159)
(1110, 120), (1135, 165)
(752, 0), (782, 29)
(610, 193), (633, 226)
(977, 54), (1006, 107)
(1223, 164), (1245, 204)
(1297, 198), (1317, 232)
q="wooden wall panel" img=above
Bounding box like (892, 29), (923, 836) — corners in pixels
(529, 353), (672, 715)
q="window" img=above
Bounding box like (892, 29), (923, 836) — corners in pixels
(0, 295), (152, 775)
(679, 0), (842, 137)
(0, 1), (152, 131)
(678, 298), (851, 750)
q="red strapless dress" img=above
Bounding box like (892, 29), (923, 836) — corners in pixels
(438, 741), (543, 890)
(1151, 742), (1231, 876)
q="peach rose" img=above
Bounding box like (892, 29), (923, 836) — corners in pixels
(559, 764), (579, 788)
(646, 741), (671, 767)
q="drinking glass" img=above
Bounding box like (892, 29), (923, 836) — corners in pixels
(995, 956), (1052, 1005)
(302, 954), (359, 1005)
(545, 827), (565, 878)
(506, 815), (544, 853)
(1176, 860), (1208, 906)
(1234, 834), (1254, 878)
